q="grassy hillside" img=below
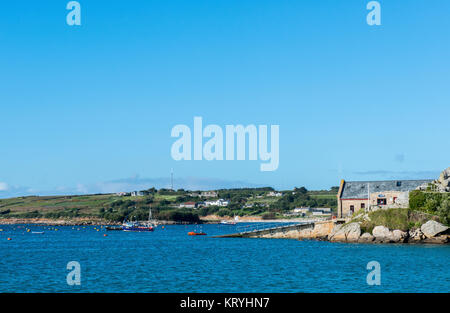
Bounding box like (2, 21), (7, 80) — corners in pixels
(0, 186), (339, 222)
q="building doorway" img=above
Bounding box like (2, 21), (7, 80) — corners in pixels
(377, 198), (387, 205)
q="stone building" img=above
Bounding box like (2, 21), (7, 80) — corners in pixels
(336, 179), (433, 218)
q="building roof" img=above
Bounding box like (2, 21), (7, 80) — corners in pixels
(340, 179), (433, 199)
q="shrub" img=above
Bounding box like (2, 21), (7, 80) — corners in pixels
(217, 208), (232, 217)
(261, 212), (276, 220)
(22, 210), (43, 218)
(157, 210), (200, 223)
(437, 197), (450, 226)
(360, 208), (410, 232)
(424, 197), (440, 214)
(409, 191), (449, 226)
(409, 190), (427, 210)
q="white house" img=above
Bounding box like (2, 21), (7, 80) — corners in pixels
(293, 207), (310, 214)
(205, 199), (229, 207)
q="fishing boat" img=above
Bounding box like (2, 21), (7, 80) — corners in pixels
(122, 208), (157, 232)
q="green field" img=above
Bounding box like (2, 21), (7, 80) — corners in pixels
(0, 194), (124, 217)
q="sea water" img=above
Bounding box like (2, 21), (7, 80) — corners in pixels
(0, 224), (449, 292)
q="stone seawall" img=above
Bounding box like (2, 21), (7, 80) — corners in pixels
(217, 219), (450, 244)
(217, 220), (340, 240)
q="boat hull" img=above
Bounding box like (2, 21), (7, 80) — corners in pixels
(122, 226), (154, 232)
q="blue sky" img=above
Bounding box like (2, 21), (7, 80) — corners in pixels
(0, 1), (449, 197)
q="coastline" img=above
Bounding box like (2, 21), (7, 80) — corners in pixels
(0, 215), (326, 226)
(1, 216), (448, 245)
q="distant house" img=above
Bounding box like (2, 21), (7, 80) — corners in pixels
(204, 199), (229, 207)
(268, 191), (283, 197)
(336, 179), (433, 218)
(311, 208), (332, 214)
(201, 191), (218, 198)
(189, 192), (200, 197)
(131, 191), (144, 197)
(312, 211), (330, 216)
(115, 192), (127, 196)
(179, 202), (197, 209)
(293, 207), (310, 215)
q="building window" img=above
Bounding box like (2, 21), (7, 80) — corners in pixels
(361, 203), (365, 209)
(396, 181), (402, 187)
(350, 205), (354, 213)
(393, 197), (397, 203)
(377, 198), (387, 205)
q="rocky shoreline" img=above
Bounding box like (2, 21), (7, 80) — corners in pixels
(235, 219), (450, 244)
(325, 220), (449, 244)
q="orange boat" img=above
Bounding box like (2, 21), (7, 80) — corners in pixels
(188, 231), (207, 236)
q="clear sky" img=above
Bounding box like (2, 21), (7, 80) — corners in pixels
(0, 0), (449, 197)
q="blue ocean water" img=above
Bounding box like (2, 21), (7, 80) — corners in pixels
(0, 223), (449, 293)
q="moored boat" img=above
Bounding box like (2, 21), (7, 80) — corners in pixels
(122, 221), (154, 232)
(188, 231), (207, 236)
(121, 208), (157, 232)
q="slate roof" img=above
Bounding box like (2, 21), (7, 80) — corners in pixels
(340, 179), (433, 199)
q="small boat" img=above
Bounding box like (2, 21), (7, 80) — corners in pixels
(220, 215), (239, 225)
(188, 231), (207, 236)
(106, 226), (122, 231)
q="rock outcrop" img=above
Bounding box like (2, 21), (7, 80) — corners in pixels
(371, 226), (408, 243)
(420, 220), (449, 238)
(329, 222), (361, 242)
(437, 167), (450, 191)
(408, 228), (425, 241)
(392, 230), (408, 243)
(372, 226), (392, 241)
(311, 220), (335, 239)
(420, 167), (450, 192)
(358, 232), (375, 242)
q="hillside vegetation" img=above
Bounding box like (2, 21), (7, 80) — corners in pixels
(0, 186), (338, 222)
